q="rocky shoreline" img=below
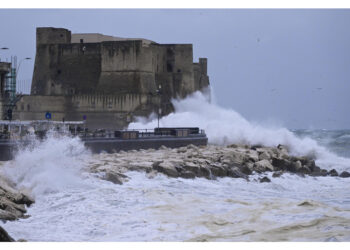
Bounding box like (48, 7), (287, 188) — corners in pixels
(0, 143), (349, 241)
(0, 175), (34, 242)
(88, 144), (350, 185)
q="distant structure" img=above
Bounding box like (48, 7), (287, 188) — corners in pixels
(0, 62), (12, 120)
(13, 27), (210, 129)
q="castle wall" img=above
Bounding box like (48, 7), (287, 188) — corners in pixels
(14, 94), (158, 129)
(19, 27), (210, 129)
(97, 40), (156, 94)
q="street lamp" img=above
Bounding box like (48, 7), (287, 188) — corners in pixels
(156, 84), (162, 129)
(17, 57), (31, 75)
(0, 47), (9, 62)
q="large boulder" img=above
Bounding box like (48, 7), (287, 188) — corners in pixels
(258, 151), (271, 161)
(0, 226), (14, 242)
(340, 171), (350, 178)
(103, 171), (127, 185)
(254, 159), (274, 173)
(153, 161), (179, 178)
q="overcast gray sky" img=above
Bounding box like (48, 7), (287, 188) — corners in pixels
(0, 9), (349, 129)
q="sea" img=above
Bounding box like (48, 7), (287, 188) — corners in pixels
(0, 91), (349, 242)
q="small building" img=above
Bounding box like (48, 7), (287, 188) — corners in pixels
(14, 27), (210, 129)
(0, 62), (11, 119)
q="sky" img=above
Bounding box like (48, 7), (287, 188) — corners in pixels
(0, 9), (349, 129)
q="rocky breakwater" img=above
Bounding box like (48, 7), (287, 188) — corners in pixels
(88, 144), (350, 185)
(0, 174), (34, 242)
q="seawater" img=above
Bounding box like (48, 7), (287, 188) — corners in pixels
(0, 91), (350, 241)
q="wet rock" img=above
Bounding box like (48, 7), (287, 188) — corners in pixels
(209, 163), (227, 177)
(259, 176), (271, 183)
(104, 171), (125, 185)
(0, 209), (17, 221)
(297, 165), (311, 175)
(328, 169), (339, 177)
(277, 144), (289, 158)
(198, 166), (211, 178)
(258, 151), (271, 161)
(183, 161), (200, 174)
(339, 171), (350, 178)
(180, 171), (196, 179)
(320, 169), (328, 176)
(272, 171), (283, 178)
(254, 159), (274, 173)
(240, 164), (253, 175)
(271, 157), (288, 171)
(153, 161), (179, 178)
(0, 226), (14, 242)
(246, 150), (259, 162)
(0, 178), (34, 222)
(227, 167), (248, 180)
(230, 151), (247, 165)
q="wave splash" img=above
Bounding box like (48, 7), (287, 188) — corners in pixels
(1, 131), (90, 197)
(129, 89), (350, 171)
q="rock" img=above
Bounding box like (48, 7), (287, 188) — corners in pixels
(259, 176), (271, 183)
(209, 163), (227, 177)
(328, 169), (339, 177)
(0, 209), (17, 221)
(183, 161), (200, 174)
(153, 161), (179, 178)
(254, 159), (274, 173)
(271, 157), (288, 171)
(339, 171), (350, 178)
(187, 144), (198, 150)
(146, 170), (158, 179)
(180, 171), (196, 179)
(272, 171), (283, 178)
(277, 144), (289, 158)
(296, 164), (311, 175)
(227, 167), (248, 179)
(320, 169), (328, 176)
(0, 226), (14, 242)
(258, 151), (271, 161)
(198, 166), (211, 179)
(230, 151), (247, 165)
(104, 171), (125, 185)
(240, 164), (253, 175)
(176, 147), (187, 153)
(246, 150), (260, 162)
(159, 145), (168, 150)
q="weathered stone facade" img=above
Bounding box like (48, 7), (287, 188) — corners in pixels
(14, 27), (210, 129)
(0, 62), (11, 119)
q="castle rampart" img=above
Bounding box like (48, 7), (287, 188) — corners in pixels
(15, 27), (210, 129)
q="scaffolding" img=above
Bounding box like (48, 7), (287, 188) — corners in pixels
(3, 56), (17, 120)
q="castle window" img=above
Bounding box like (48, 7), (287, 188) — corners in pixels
(167, 63), (173, 72)
(80, 39), (84, 43)
(57, 69), (61, 75)
(177, 69), (181, 73)
(27, 104), (30, 111)
(60, 34), (63, 38)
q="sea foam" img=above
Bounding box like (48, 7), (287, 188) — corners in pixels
(129, 89), (350, 171)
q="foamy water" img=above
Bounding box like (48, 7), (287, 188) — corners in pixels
(1, 91), (350, 241)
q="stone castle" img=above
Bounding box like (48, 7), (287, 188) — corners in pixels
(11, 27), (210, 129)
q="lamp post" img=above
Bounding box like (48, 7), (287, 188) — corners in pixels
(16, 57), (31, 75)
(0, 47), (9, 62)
(156, 84), (162, 129)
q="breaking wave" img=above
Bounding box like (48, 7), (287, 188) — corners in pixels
(0, 131), (90, 197)
(129, 89), (350, 171)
